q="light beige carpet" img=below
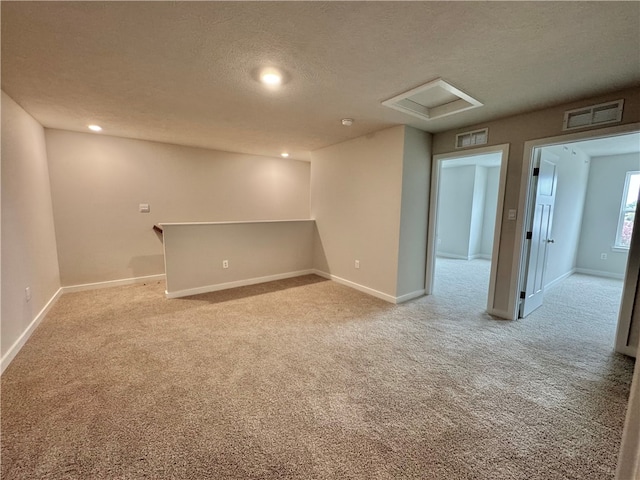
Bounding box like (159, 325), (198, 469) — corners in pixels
(1, 261), (635, 479)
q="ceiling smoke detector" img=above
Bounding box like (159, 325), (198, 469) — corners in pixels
(341, 118), (354, 126)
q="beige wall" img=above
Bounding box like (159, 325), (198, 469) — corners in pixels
(437, 165), (477, 258)
(163, 221), (315, 296)
(433, 86), (640, 314)
(542, 145), (590, 286)
(1, 92), (61, 359)
(577, 153), (639, 277)
(311, 125), (431, 301)
(311, 126), (406, 298)
(396, 127), (431, 298)
(44, 129), (311, 287)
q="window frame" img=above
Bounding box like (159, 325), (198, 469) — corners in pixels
(615, 170), (640, 250)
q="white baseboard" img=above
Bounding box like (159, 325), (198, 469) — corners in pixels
(616, 344), (637, 358)
(312, 270), (332, 281)
(544, 269), (575, 291)
(1, 287), (63, 375)
(574, 268), (625, 280)
(436, 252), (469, 260)
(437, 253), (491, 261)
(313, 270), (424, 304)
(395, 289), (426, 303)
(486, 307), (514, 320)
(2, 273), (167, 374)
(62, 274), (166, 293)
(312, 270), (397, 303)
(165, 270), (315, 299)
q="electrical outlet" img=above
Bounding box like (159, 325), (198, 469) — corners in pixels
(25, 287), (32, 302)
(600, 253), (607, 260)
(222, 260), (229, 269)
(355, 260), (360, 269)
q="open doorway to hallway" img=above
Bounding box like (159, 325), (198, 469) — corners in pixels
(520, 132), (640, 351)
(431, 150), (504, 313)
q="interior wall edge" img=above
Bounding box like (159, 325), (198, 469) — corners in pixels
(0, 287), (63, 375)
(309, 125), (407, 298)
(1, 90), (61, 361)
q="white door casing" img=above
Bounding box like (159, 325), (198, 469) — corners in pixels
(426, 144), (510, 318)
(513, 124), (639, 349)
(510, 125), (640, 480)
(616, 194), (640, 357)
(519, 150), (558, 317)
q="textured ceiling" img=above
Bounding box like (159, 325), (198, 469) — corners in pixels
(2, 2), (639, 161)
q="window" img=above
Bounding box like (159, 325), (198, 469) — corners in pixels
(615, 171), (640, 249)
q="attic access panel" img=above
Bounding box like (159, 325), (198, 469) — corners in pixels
(382, 78), (483, 121)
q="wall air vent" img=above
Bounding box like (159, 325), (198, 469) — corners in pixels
(382, 78), (483, 121)
(563, 99), (624, 131)
(455, 128), (488, 149)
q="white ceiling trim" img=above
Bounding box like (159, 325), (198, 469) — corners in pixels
(382, 78), (483, 122)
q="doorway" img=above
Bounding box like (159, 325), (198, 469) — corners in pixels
(518, 130), (640, 354)
(426, 144), (509, 316)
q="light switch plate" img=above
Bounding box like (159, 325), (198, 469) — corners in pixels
(508, 209), (517, 221)
(139, 203), (150, 213)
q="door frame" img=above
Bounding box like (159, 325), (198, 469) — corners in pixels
(425, 143), (510, 318)
(616, 185), (640, 357)
(511, 123), (640, 349)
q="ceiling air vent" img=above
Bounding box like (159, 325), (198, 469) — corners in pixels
(455, 128), (488, 149)
(563, 99), (624, 131)
(382, 78), (483, 121)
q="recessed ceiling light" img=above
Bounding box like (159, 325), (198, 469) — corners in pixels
(341, 118), (354, 126)
(259, 68), (283, 86)
(281, 152), (290, 158)
(88, 125), (102, 132)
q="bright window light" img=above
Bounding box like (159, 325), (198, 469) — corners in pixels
(615, 171), (640, 249)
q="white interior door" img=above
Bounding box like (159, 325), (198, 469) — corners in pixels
(616, 191), (640, 357)
(519, 151), (558, 317)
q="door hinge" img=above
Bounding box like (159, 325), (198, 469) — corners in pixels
(533, 167), (540, 176)
(526, 231), (533, 240)
(520, 291), (526, 299)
